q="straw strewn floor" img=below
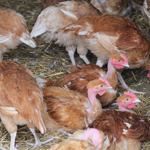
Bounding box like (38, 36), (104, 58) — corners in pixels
(0, 0), (150, 149)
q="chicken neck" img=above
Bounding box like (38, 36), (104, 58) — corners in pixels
(86, 87), (102, 123)
(104, 58), (117, 90)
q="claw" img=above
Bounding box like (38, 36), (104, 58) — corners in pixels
(27, 128), (54, 148)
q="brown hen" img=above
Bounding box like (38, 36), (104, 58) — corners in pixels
(0, 60), (50, 150)
(64, 15), (150, 78)
(88, 93), (148, 150)
(0, 7), (36, 61)
(37, 54), (131, 106)
(31, 1), (101, 65)
(43, 78), (112, 133)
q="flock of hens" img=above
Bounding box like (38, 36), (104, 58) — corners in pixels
(0, 0), (150, 149)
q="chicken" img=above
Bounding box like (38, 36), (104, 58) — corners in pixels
(142, 0), (150, 25)
(50, 128), (104, 150)
(88, 93), (148, 150)
(0, 60), (50, 150)
(89, 110), (148, 150)
(0, 7), (36, 61)
(37, 54), (131, 106)
(43, 77), (112, 133)
(31, 1), (102, 65)
(131, 0), (144, 11)
(91, 0), (132, 17)
(64, 15), (150, 77)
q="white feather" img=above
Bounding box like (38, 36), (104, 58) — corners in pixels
(20, 33), (36, 48)
(0, 106), (18, 115)
(60, 9), (78, 21)
(0, 34), (10, 43)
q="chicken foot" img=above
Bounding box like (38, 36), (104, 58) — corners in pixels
(117, 72), (145, 94)
(26, 128), (54, 148)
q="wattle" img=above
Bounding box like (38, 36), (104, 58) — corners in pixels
(115, 65), (123, 69)
(127, 103), (136, 109)
(99, 89), (107, 96)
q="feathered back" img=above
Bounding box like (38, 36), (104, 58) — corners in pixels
(89, 110), (150, 141)
(31, 1), (101, 38)
(0, 60), (46, 134)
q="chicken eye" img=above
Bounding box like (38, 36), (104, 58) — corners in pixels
(126, 98), (129, 101)
(100, 84), (103, 87)
(118, 60), (121, 62)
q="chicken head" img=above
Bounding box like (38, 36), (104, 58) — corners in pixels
(110, 54), (129, 69)
(117, 91), (141, 112)
(80, 128), (104, 150)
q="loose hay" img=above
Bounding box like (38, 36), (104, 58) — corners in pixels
(0, 0), (150, 149)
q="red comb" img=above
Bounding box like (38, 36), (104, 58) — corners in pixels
(120, 54), (128, 63)
(124, 91), (137, 99)
(99, 77), (110, 86)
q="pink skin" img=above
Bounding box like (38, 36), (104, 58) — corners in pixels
(81, 128), (103, 149)
(120, 98), (136, 109)
(99, 89), (107, 96)
(87, 83), (111, 113)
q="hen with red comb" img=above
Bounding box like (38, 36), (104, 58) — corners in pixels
(43, 77), (112, 133)
(37, 54), (134, 107)
(63, 15), (150, 78)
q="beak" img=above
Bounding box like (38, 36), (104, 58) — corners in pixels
(133, 98), (141, 103)
(123, 63), (129, 68)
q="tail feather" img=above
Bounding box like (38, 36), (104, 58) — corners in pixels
(38, 116), (47, 134)
(20, 33), (36, 48)
(124, 115), (150, 141)
(31, 24), (47, 38)
(33, 110), (47, 134)
(30, 7), (55, 38)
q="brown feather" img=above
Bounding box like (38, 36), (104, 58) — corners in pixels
(0, 60), (46, 134)
(89, 110), (150, 149)
(64, 15), (150, 71)
(31, 1), (101, 65)
(0, 7), (36, 61)
(43, 79), (104, 132)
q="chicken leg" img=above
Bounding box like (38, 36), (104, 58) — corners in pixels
(10, 132), (17, 150)
(66, 45), (76, 66)
(26, 128), (54, 148)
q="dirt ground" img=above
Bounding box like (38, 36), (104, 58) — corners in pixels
(0, 0), (150, 149)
